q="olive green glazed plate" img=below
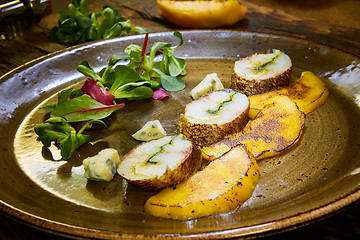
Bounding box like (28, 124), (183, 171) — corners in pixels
(0, 31), (359, 239)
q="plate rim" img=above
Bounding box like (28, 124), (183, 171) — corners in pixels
(1, 189), (359, 239)
(1, 30), (359, 239)
(1, 29), (360, 82)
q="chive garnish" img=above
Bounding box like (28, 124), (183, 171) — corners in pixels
(207, 93), (236, 115)
(146, 137), (174, 164)
(253, 52), (281, 72)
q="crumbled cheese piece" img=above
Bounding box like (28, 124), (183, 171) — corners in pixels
(190, 73), (224, 100)
(132, 120), (167, 141)
(83, 148), (120, 182)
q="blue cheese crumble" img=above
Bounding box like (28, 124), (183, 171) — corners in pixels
(83, 148), (120, 182)
(132, 120), (167, 141)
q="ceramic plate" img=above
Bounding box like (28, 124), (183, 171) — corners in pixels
(0, 31), (359, 239)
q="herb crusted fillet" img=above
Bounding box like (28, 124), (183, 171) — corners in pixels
(231, 49), (292, 96)
(117, 135), (202, 190)
(178, 89), (249, 147)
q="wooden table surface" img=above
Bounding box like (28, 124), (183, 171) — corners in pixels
(0, 0), (359, 239)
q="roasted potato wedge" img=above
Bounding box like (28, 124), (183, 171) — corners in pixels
(178, 89), (249, 147)
(231, 49), (292, 96)
(156, 0), (247, 28)
(202, 96), (305, 161)
(144, 144), (259, 220)
(117, 135), (202, 190)
(248, 71), (329, 118)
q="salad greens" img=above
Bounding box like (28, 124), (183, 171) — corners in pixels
(35, 32), (187, 160)
(50, 95), (125, 122)
(50, 0), (150, 45)
(77, 31), (186, 95)
(35, 117), (92, 160)
(35, 87), (125, 160)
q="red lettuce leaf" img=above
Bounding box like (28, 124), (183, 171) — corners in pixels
(152, 88), (169, 100)
(81, 78), (114, 105)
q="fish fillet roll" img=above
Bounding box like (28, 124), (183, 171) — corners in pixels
(178, 89), (249, 147)
(231, 49), (292, 95)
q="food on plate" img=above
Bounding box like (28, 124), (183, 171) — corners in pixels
(156, 0), (247, 28)
(78, 32), (187, 95)
(35, 32), (187, 160)
(231, 49), (292, 96)
(201, 96), (305, 161)
(117, 135), (202, 190)
(132, 120), (167, 141)
(190, 73), (224, 100)
(178, 89), (249, 147)
(248, 71), (329, 118)
(83, 148), (120, 182)
(34, 24), (331, 220)
(144, 144), (259, 220)
(34, 101), (124, 160)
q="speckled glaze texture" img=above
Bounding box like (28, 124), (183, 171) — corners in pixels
(0, 31), (359, 239)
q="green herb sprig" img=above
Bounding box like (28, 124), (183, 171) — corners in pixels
(50, 0), (150, 45)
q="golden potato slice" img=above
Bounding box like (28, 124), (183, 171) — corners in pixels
(156, 0), (247, 28)
(202, 96), (305, 161)
(144, 144), (259, 220)
(118, 135), (202, 190)
(248, 71), (329, 118)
